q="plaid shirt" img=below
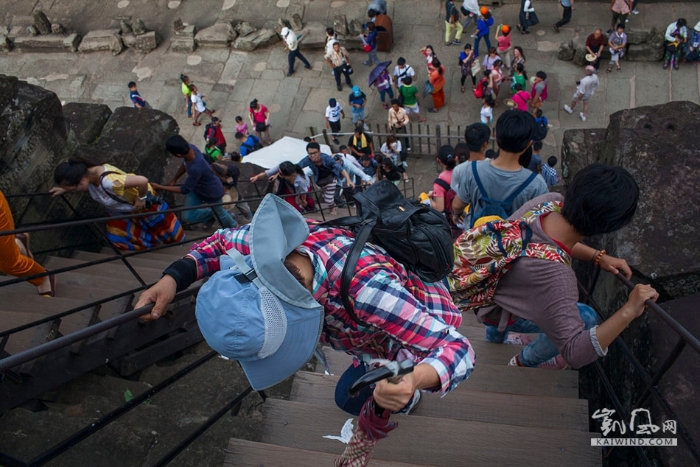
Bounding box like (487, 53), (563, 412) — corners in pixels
(186, 221), (475, 396)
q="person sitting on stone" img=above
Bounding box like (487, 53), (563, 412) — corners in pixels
(135, 193), (476, 416)
(50, 155), (186, 250)
(663, 18), (688, 70)
(450, 164), (658, 370)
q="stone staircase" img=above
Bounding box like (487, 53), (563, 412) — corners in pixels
(0, 232), (209, 411)
(223, 313), (601, 467)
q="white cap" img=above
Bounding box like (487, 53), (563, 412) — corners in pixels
(695, 21), (700, 32)
(281, 27), (290, 36)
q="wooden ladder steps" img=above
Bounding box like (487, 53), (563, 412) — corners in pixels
(259, 399), (599, 467)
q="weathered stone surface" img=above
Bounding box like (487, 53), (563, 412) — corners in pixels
(298, 21), (329, 50)
(348, 19), (363, 37)
(235, 21), (256, 37)
(626, 41), (664, 61)
(122, 30), (158, 54)
(93, 107), (179, 186)
(625, 28), (650, 45)
(561, 128), (606, 185)
(0, 35), (10, 53)
(78, 29), (123, 56)
(173, 24), (195, 37)
(51, 23), (64, 34)
(13, 33), (81, 53)
(62, 102), (112, 145)
(132, 18), (147, 35)
(172, 17), (185, 32)
(120, 19), (132, 34)
(557, 39), (574, 61)
(171, 35), (196, 53)
(275, 19), (291, 36)
(0, 26), (8, 36)
(26, 25), (38, 36)
(195, 22), (237, 48)
(32, 10), (52, 35)
(289, 13), (304, 31)
(233, 28), (278, 52)
(333, 14), (348, 36)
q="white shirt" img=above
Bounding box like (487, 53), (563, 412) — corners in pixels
(462, 0), (480, 14)
(577, 74), (599, 99)
(480, 105), (493, 124)
(284, 32), (298, 51)
(191, 93), (205, 112)
(393, 65), (416, 88)
(87, 177), (133, 213)
(325, 104), (343, 122)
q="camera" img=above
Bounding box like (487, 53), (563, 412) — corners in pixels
(143, 193), (163, 208)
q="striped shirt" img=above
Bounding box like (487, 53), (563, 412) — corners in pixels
(186, 221), (475, 395)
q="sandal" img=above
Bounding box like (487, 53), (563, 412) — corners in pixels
(461, 86), (465, 93)
(606, 65), (612, 73)
(193, 122), (201, 126)
(15, 233), (33, 259)
(428, 108), (439, 113)
(617, 65), (621, 71)
(39, 274), (57, 298)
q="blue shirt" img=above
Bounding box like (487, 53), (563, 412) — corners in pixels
(561, 0), (572, 7)
(181, 144), (225, 202)
(129, 90), (147, 108)
(239, 135), (261, 157)
(367, 30), (378, 50)
(476, 17), (494, 37)
(298, 153), (344, 182)
(349, 91), (367, 109)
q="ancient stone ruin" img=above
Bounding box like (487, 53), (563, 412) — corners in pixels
(558, 27), (666, 65)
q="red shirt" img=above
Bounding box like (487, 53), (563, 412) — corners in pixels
(586, 33), (607, 50)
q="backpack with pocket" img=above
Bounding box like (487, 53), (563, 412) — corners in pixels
(473, 78), (486, 98)
(203, 123), (215, 142)
(470, 161), (538, 228)
(241, 136), (263, 154)
(449, 200), (570, 312)
(534, 118), (549, 141)
(433, 178), (461, 240)
(329, 180), (454, 326)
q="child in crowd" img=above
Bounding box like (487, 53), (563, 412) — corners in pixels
(190, 84), (214, 126)
(511, 63), (527, 93)
(128, 82), (150, 109)
(380, 135), (403, 167)
(235, 116), (249, 136)
(205, 138), (224, 163)
(360, 155), (379, 182)
(379, 158), (407, 185)
(480, 96), (495, 125)
(541, 156), (559, 186)
(180, 75), (192, 117)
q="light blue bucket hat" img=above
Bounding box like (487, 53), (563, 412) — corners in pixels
(195, 194), (323, 390)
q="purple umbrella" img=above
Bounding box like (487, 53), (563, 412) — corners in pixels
(368, 60), (392, 87)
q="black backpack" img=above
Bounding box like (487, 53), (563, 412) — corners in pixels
(329, 180), (455, 326)
(433, 178), (461, 240)
(241, 136), (263, 153)
(534, 119), (548, 142)
(203, 123), (215, 142)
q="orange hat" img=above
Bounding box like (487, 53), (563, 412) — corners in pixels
(502, 25), (510, 34)
(480, 6), (489, 15)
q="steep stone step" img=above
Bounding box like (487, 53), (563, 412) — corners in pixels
(0, 311), (59, 365)
(290, 371), (589, 431)
(260, 399), (600, 467)
(44, 256), (163, 284)
(72, 250), (174, 271)
(224, 439), (432, 467)
(316, 350), (579, 398)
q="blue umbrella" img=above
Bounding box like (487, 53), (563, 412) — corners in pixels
(368, 60), (392, 87)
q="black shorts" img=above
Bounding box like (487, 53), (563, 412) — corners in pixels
(329, 120), (341, 134)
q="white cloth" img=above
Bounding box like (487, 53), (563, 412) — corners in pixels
(284, 31), (298, 51)
(523, 0), (535, 12)
(325, 104), (343, 122)
(665, 22), (688, 42)
(461, 0), (479, 14)
(191, 93), (205, 112)
(576, 74), (599, 99)
(380, 141), (402, 164)
(480, 105), (493, 124)
(87, 176), (133, 213)
(393, 65), (415, 88)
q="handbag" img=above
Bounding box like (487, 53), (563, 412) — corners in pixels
(255, 122), (267, 132)
(471, 60), (481, 76)
(526, 11), (539, 27)
(423, 80), (434, 97)
(363, 44), (372, 53)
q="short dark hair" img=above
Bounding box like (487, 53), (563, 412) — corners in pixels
(166, 135), (190, 156)
(514, 83), (523, 91)
(536, 71), (547, 80)
(128, 81), (136, 88)
(367, 22), (376, 31)
(368, 8), (377, 18)
(535, 109), (543, 118)
(326, 27), (334, 35)
(562, 164), (639, 237)
(548, 156), (557, 166)
(397, 57), (406, 65)
(339, 145), (348, 151)
(403, 76), (413, 85)
(454, 142), (470, 164)
(485, 149), (498, 159)
(533, 141), (543, 151)
(464, 123), (491, 152)
(306, 142), (321, 152)
(437, 145), (456, 170)
(354, 126), (364, 134)
(496, 110), (536, 153)
(235, 131), (245, 139)
(390, 98), (400, 106)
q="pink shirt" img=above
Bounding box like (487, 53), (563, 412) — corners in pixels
(235, 122), (249, 135)
(497, 34), (512, 53)
(250, 105), (268, 123)
(433, 170), (453, 197)
(513, 91), (530, 111)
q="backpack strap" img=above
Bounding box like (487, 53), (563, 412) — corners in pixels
(471, 161), (490, 200)
(99, 171), (131, 205)
(433, 178), (451, 194)
(340, 219), (377, 328)
(503, 171), (538, 206)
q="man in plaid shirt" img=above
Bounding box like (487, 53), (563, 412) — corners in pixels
(136, 194), (475, 415)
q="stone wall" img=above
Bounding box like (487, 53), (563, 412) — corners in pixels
(562, 101), (700, 467)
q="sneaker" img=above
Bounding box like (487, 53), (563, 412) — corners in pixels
(396, 390), (422, 415)
(633, 9), (639, 14)
(580, 112), (587, 121)
(304, 64), (312, 69)
(508, 355), (520, 367)
(329, 207), (338, 215)
(625, 19), (630, 23)
(363, 60), (371, 66)
(564, 104), (573, 114)
(536, 355), (570, 370)
(553, 24), (560, 33)
(383, 103), (389, 109)
(337, 84), (342, 91)
(452, 39), (461, 45)
(333, 137), (340, 144)
(504, 333), (533, 346)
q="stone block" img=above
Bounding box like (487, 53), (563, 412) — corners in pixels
(560, 128), (606, 185)
(626, 41), (664, 61)
(235, 21), (256, 37)
(233, 28), (278, 52)
(0, 35), (11, 53)
(132, 18), (147, 35)
(27, 25), (39, 36)
(625, 28), (650, 45)
(174, 24), (196, 37)
(275, 19), (291, 36)
(32, 10), (52, 35)
(348, 19), (363, 37)
(78, 29), (123, 56)
(171, 36), (196, 53)
(298, 21), (329, 50)
(122, 31), (158, 54)
(173, 17), (185, 33)
(557, 39), (574, 61)
(9, 26), (25, 37)
(333, 14), (348, 36)
(51, 23), (64, 34)
(195, 22), (237, 48)
(120, 20), (132, 34)
(62, 102), (112, 145)
(289, 13), (304, 31)
(93, 107), (179, 185)
(0, 26), (8, 36)
(13, 33), (81, 53)
(339, 35), (364, 51)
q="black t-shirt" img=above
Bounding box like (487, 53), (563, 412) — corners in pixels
(382, 164), (405, 181)
(316, 163), (333, 181)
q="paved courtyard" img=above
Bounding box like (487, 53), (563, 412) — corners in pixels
(1, 0), (699, 188)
